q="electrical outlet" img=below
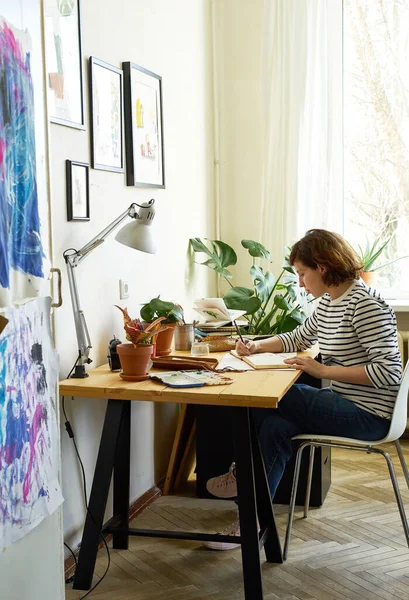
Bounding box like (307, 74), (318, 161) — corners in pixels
(119, 279), (129, 299)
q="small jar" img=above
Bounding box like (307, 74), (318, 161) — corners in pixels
(191, 342), (210, 357)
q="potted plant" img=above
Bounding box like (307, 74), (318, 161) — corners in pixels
(115, 305), (170, 380)
(140, 297), (185, 356)
(356, 236), (407, 286)
(189, 238), (312, 335)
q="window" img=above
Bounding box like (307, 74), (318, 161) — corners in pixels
(343, 0), (409, 298)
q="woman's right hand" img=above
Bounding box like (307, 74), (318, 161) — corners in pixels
(235, 339), (258, 356)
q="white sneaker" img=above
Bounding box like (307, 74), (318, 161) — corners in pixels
(206, 462), (237, 498)
(204, 518), (240, 551)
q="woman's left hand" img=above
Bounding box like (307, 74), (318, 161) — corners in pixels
(284, 356), (326, 379)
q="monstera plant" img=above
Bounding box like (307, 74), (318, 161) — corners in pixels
(189, 238), (312, 335)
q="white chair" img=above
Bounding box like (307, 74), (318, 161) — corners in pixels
(283, 363), (409, 560)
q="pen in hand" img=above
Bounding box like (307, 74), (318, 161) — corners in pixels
(233, 320), (245, 344)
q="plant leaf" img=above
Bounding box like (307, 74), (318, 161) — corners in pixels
(200, 259), (233, 278)
(372, 255), (409, 272)
(357, 236), (391, 271)
(289, 309), (305, 324)
(250, 266), (275, 302)
(189, 237), (213, 256)
(224, 286), (261, 314)
(189, 238), (236, 278)
(241, 240), (271, 260)
(211, 240), (238, 267)
(150, 298), (175, 313)
(140, 305), (155, 321)
(273, 294), (291, 311)
(140, 298), (184, 323)
(277, 314), (302, 333)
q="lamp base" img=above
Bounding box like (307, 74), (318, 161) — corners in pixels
(71, 365), (89, 378)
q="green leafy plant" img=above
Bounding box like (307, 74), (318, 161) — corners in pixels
(189, 238), (312, 335)
(115, 306), (170, 346)
(140, 297), (185, 324)
(357, 236), (408, 272)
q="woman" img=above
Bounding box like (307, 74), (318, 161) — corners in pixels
(205, 229), (401, 550)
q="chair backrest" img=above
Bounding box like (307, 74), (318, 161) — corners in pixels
(384, 361), (409, 442)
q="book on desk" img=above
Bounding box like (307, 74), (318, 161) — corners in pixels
(230, 350), (297, 369)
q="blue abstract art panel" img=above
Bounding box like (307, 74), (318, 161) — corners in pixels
(0, 18), (45, 305)
(0, 297), (63, 548)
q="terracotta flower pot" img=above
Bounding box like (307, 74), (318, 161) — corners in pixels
(116, 343), (153, 381)
(361, 271), (376, 287)
(153, 323), (177, 356)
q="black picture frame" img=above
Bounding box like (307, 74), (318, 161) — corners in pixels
(44, 0), (85, 130)
(123, 62), (165, 188)
(89, 57), (124, 172)
(66, 160), (90, 221)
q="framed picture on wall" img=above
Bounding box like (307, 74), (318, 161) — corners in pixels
(89, 57), (124, 172)
(44, 0), (85, 129)
(122, 62), (165, 188)
(66, 160), (90, 221)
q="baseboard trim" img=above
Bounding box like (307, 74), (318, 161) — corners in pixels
(64, 478), (164, 581)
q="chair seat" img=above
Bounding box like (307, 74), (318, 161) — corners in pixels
(292, 432), (392, 446)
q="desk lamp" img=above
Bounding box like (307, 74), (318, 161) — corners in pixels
(63, 199), (156, 378)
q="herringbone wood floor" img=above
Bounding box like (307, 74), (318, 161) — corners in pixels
(66, 442), (409, 599)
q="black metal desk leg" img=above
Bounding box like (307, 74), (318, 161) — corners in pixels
(250, 417), (283, 563)
(73, 400), (125, 590)
(113, 401), (131, 549)
(232, 407), (264, 600)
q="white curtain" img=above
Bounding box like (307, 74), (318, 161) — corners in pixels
(260, 0), (343, 263)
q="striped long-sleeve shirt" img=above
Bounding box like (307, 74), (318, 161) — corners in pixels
(277, 280), (401, 419)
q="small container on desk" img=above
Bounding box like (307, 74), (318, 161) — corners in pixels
(174, 324), (194, 351)
(191, 342), (210, 357)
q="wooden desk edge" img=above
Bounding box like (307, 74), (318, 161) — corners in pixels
(59, 346), (319, 408)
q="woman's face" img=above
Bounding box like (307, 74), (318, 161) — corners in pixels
(293, 260), (327, 298)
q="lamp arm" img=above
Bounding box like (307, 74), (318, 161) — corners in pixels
(75, 203), (141, 264)
(63, 200), (155, 378)
(64, 253), (92, 377)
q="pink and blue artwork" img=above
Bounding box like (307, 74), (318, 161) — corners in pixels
(0, 297), (63, 548)
(0, 18), (45, 305)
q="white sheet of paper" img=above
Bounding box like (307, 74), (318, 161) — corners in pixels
(216, 352), (254, 371)
(246, 352), (297, 366)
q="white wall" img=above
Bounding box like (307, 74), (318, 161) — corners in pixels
(213, 0), (265, 289)
(51, 0), (216, 551)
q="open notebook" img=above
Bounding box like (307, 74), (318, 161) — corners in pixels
(230, 350), (296, 369)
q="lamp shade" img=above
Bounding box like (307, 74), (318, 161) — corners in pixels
(115, 220), (156, 254)
(115, 200), (157, 254)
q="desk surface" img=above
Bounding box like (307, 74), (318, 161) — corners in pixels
(59, 348), (317, 408)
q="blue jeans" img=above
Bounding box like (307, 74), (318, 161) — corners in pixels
(251, 384), (390, 499)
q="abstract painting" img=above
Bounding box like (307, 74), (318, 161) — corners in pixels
(44, 0), (85, 129)
(123, 62), (165, 188)
(0, 297), (63, 548)
(0, 17), (47, 306)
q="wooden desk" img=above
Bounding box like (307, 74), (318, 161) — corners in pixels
(60, 353), (313, 599)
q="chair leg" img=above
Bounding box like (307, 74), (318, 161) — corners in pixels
(395, 440), (409, 491)
(283, 443), (308, 560)
(304, 445), (315, 518)
(379, 448), (409, 548)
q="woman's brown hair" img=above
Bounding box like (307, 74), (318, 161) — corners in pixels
(289, 229), (363, 287)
